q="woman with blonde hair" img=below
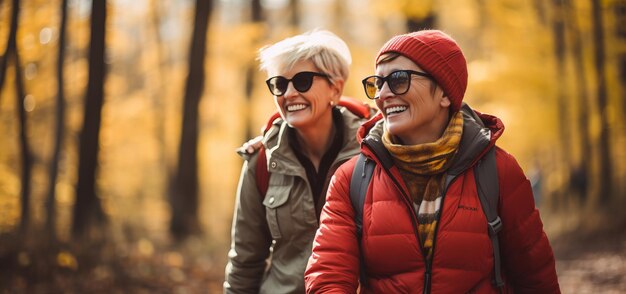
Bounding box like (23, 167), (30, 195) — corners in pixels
(224, 30), (371, 294)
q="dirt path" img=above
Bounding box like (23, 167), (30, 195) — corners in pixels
(2, 224), (625, 293)
(552, 223), (626, 293)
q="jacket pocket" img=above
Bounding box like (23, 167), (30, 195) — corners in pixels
(263, 185), (291, 240)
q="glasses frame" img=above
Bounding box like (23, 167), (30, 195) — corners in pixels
(265, 71), (329, 96)
(361, 70), (433, 100)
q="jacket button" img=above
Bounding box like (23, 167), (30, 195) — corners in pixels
(270, 162), (277, 168)
(268, 197), (275, 204)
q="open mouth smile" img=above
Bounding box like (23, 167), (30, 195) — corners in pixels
(385, 105), (407, 115)
(287, 104), (308, 112)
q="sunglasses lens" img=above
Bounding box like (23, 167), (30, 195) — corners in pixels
(292, 72), (314, 92)
(389, 71), (410, 95)
(267, 77), (288, 96)
(267, 72), (325, 96)
(362, 77), (379, 99)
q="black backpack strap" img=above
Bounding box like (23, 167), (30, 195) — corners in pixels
(474, 147), (504, 288)
(348, 137), (395, 288)
(255, 146), (269, 200)
(350, 153), (375, 288)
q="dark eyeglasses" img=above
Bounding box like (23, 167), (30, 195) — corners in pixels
(361, 70), (433, 99)
(265, 71), (329, 96)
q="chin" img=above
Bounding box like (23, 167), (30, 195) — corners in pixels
(385, 122), (410, 140)
(285, 117), (307, 129)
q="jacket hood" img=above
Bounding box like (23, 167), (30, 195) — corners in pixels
(357, 103), (505, 175)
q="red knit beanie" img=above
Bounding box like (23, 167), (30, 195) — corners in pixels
(376, 30), (467, 113)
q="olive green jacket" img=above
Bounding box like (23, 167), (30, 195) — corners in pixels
(224, 107), (366, 294)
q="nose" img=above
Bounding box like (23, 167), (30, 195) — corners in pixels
(377, 80), (394, 101)
(283, 81), (299, 99)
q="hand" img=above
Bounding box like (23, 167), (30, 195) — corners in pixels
(236, 136), (263, 155)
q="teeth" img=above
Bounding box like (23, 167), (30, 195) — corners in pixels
(287, 104), (307, 112)
(386, 106), (407, 115)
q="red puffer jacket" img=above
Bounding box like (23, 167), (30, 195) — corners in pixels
(305, 105), (560, 294)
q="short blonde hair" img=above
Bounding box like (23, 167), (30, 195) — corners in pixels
(258, 30), (351, 85)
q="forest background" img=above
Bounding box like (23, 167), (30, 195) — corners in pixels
(1, 0), (625, 292)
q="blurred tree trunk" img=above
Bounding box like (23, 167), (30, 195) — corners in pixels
(72, 0), (107, 238)
(15, 46), (31, 235)
(170, 0), (213, 240)
(46, 0), (69, 240)
(564, 0), (590, 199)
(13, 0), (31, 234)
(0, 50), (7, 99)
(289, 0), (299, 27)
(0, 0), (15, 116)
(618, 51), (626, 119)
(402, 0), (436, 32)
(251, 0), (262, 22)
(405, 10), (436, 32)
(0, 0), (32, 234)
(244, 0), (264, 140)
(591, 0), (613, 201)
(550, 0), (573, 185)
(0, 0), (19, 105)
(614, 3), (626, 116)
(149, 0), (170, 199)
(532, 0), (549, 25)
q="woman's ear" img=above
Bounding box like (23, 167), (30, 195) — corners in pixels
(438, 87), (451, 108)
(440, 95), (451, 108)
(331, 79), (344, 103)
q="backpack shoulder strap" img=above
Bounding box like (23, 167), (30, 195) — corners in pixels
(474, 147), (504, 288)
(349, 136), (395, 288)
(350, 153), (375, 288)
(350, 154), (375, 237)
(256, 146), (269, 199)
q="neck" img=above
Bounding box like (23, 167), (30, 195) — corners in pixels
(294, 111), (335, 170)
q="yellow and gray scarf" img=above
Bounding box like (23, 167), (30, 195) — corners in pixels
(382, 111), (463, 261)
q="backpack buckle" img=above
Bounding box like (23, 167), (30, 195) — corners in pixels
(488, 216), (503, 237)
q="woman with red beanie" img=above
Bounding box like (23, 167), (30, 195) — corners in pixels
(305, 30), (560, 293)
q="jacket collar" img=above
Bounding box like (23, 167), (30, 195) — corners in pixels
(358, 102), (505, 174)
(262, 107), (363, 176)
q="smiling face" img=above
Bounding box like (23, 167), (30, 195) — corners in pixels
(375, 55), (451, 145)
(269, 60), (342, 130)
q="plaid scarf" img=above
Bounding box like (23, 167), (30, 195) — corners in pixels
(382, 111), (463, 261)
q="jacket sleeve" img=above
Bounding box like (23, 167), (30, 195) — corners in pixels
(496, 148), (561, 293)
(224, 157), (272, 294)
(305, 158), (360, 294)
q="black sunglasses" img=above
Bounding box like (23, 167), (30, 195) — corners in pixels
(266, 71), (329, 96)
(361, 70), (433, 99)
